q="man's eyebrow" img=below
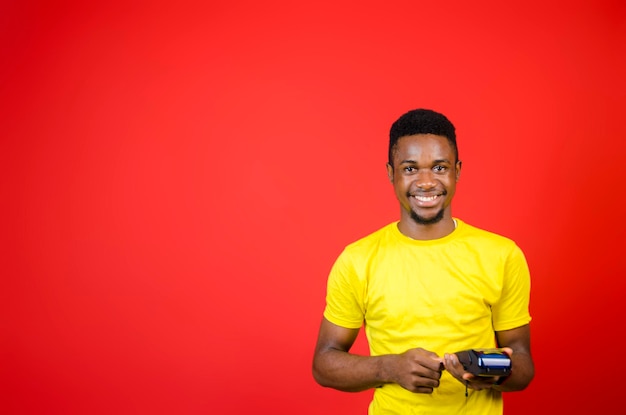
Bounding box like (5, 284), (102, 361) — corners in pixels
(399, 158), (452, 164)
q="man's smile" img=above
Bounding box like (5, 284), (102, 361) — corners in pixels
(413, 194), (440, 202)
(408, 191), (447, 208)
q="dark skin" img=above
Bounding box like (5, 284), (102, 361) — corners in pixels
(312, 134), (534, 393)
(313, 318), (443, 392)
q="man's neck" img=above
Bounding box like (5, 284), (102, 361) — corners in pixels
(397, 217), (457, 241)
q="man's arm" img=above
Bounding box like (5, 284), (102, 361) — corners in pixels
(312, 317), (443, 393)
(493, 324), (534, 391)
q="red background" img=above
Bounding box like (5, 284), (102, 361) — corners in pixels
(2, 1), (625, 413)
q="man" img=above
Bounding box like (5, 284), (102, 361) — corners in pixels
(312, 109), (534, 414)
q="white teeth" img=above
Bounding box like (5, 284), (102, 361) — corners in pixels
(414, 195), (438, 202)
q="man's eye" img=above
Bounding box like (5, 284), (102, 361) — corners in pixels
(404, 166), (415, 173)
(433, 165), (446, 172)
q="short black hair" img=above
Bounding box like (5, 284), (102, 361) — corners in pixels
(388, 109), (458, 165)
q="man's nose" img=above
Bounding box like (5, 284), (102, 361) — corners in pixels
(415, 170), (436, 189)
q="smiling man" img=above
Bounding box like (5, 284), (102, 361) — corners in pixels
(312, 109), (534, 414)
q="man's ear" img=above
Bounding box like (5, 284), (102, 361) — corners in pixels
(455, 160), (462, 181)
(386, 163), (394, 183)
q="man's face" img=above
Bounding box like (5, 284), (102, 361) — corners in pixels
(386, 134), (461, 225)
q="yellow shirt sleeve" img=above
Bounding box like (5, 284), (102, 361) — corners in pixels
(323, 248), (366, 329)
(492, 243), (532, 331)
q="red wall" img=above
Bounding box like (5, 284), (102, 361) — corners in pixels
(2, 1), (625, 413)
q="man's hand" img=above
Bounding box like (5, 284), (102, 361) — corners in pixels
(383, 348), (443, 393)
(442, 348), (512, 391)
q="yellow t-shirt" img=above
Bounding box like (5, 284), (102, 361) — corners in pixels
(323, 219), (531, 415)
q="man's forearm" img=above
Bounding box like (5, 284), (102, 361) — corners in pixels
(313, 348), (390, 392)
(494, 351), (534, 391)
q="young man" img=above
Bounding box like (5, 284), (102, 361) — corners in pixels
(312, 109), (534, 414)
